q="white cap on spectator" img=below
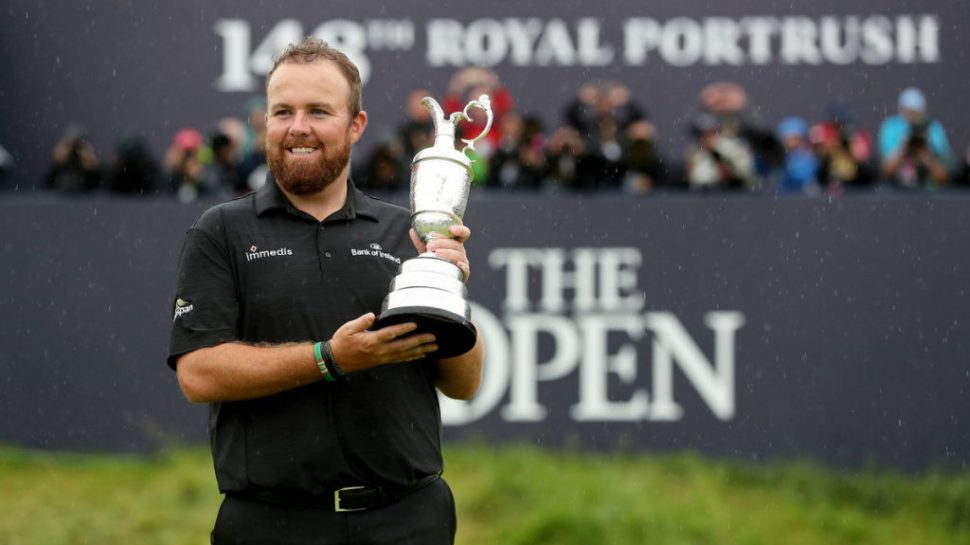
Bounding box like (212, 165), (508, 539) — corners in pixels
(898, 87), (927, 114)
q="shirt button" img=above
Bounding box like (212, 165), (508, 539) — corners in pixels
(324, 251), (332, 258)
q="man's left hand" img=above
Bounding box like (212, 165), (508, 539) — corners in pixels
(410, 225), (471, 281)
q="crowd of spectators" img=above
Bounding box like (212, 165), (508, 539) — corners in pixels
(30, 68), (970, 200)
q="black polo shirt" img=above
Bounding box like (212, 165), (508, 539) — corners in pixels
(168, 178), (443, 496)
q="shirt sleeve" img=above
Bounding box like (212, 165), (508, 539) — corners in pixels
(928, 120), (952, 164)
(167, 224), (240, 370)
(878, 117), (904, 159)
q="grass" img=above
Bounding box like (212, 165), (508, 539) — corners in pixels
(0, 443), (967, 545)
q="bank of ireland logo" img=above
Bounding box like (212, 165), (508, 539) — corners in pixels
(350, 242), (401, 264)
(173, 298), (194, 322)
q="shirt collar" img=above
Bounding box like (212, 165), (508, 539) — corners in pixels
(254, 173), (381, 223)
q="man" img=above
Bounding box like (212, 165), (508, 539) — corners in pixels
(168, 37), (483, 545)
(878, 87), (951, 188)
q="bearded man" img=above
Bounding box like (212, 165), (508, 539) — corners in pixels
(168, 37), (483, 545)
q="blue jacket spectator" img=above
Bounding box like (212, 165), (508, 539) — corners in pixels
(878, 87), (951, 188)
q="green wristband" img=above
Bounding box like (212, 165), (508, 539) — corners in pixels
(314, 341), (335, 382)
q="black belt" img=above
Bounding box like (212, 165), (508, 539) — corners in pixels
(227, 474), (440, 512)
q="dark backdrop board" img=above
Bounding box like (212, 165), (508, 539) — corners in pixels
(2, 0), (970, 190)
(0, 194), (968, 472)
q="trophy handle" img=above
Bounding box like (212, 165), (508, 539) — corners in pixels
(457, 94), (493, 155)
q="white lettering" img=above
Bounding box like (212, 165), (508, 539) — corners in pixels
(571, 314), (649, 421)
(861, 16), (894, 64)
(647, 311), (745, 421)
(488, 248), (535, 312)
(703, 18), (744, 65)
(213, 19), (255, 91)
(576, 18), (614, 65)
(896, 15), (940, 63)
(465, 18), (508, 66)
(505, 18), (545, 66)
(660, 17), (703, 66)
(426, 19), (465, 66)
(312, 20), (371, 82)
(781, 16), (822, 65)
(534, 19), (577, 66)
(820, 16), (860, 65)
(439, 303), (511, 425)
(539, 248), (596, 312)
(501, 314), (580, 421)
(623, 18), (662, 65)
(741, 17), (778, 65)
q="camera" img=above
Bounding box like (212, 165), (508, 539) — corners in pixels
(906, 121), (929, 152)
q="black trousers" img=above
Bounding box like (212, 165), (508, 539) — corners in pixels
(211, 479), (457, 545)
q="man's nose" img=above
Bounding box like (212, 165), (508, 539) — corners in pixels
(289, 111), (310, 135)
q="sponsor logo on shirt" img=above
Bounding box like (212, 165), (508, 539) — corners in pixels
(246, 244), (294, 262)
(173, 298), (194, 322)
(351, 243), (401, 264)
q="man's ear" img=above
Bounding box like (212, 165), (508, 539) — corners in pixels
(350, 110), (368, 144)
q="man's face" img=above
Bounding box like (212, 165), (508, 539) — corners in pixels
(902, 108), (925, 125)
(265, 61), (367, 195)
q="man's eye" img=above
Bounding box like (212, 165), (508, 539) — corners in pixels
(311, 109), (327, 116)
(274, 110), (290, 117)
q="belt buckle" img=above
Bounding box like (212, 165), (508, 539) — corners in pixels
(334, 486), (367, 512)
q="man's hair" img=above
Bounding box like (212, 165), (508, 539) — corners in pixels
(266, 37), (362, 117)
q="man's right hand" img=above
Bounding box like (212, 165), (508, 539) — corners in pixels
(329, 313), (438, 373)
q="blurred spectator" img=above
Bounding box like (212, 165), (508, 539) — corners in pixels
(622, 119), (663, 195)
(563, 80), (646, 189)
(565, 81), (645, 141)
(239, 98), (269, 190)
(357, 88), (436, 191)
(488, 111), (546, 189)
(46, 124), (101, 192)
(165, 128), (206, 202)
(107, 135), (159, 195)
(358, 142), (407, 192)
(399, 88), (436, 159)
(697, 82), (778, 173)
(202, 130), (244, 196)
(543, 126), (600, 191)
(240, 97), (267, 158)
(442, 68), (514, 157)
(878, 87), (951, 189)
(809, 100), (875, 194)
(684, 111), (756, 191)
(217, 117), (246, 153)
(774, 117), (819, 195)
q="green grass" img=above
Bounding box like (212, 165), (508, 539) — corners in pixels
(0, 444), (968, 545)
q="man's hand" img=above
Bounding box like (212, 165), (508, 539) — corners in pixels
(329, 313), (438, 372)
(411, 225), (472, 281)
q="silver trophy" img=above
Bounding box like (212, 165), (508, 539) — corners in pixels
(376, 94), (493, 357)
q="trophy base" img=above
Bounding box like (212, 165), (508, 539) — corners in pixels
(376, 305), (477, 359)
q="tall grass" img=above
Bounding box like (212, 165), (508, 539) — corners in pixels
(0, 444), (967, 545)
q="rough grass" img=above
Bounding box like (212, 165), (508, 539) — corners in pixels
(0, 444), (967, 545)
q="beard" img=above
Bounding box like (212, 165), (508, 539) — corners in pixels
(267, 132), (352, 196)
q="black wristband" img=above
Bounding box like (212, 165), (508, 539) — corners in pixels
(322, 340), (345, 378)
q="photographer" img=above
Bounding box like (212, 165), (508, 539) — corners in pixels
(46, 124), (102, 193)
(878, 87), (951, 189)
(164, 128), (206, 202)
(685, 110), (757, 191)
